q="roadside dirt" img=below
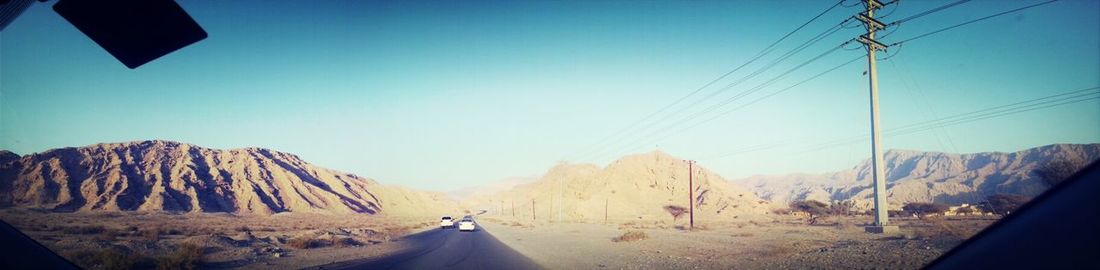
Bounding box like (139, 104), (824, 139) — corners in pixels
(0, 208), (436, 270)
(480, 214), (995, 269)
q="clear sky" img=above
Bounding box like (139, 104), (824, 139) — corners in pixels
(2, 0), (1098, 192)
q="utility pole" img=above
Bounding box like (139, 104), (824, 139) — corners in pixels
(532, 199), (536, 220)
(512, 200), (515, 217)
(604, 198), (608, 225)
(684, 159), (696, 230)
(558, 177), (564, 223)
(855, 0), (898, 234)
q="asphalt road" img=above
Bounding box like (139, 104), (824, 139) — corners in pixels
(320, 218), (541, 270)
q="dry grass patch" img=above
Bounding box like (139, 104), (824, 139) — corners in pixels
(611, 230), (648, 242)
(155, 243), (203, 270)
(912, 217), (970, 242)
(61, 225), (107, 235)
(287, 235), (327, 249)
(756, 240), (799, 258)
(63, 248), (152, 270)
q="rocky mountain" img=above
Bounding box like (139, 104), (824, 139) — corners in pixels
(737, 144), (1100, 209)
(0, 140), (456, 216)
(0, 150), (18, 166)
(466, 151), (769, 222)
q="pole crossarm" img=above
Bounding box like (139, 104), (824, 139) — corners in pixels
(858, 34), (889, 51)
(856, 13), (887, 30)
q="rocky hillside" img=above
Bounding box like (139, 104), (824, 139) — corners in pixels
(466, 151), (769, 222)
(0, 150), (18, 165)
(0, 140), (456, 216)
(738, 144), (1100, 209)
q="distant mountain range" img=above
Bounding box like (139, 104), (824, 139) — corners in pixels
(465, 151), (769, 222)
(447, 176), (535, 201)
(0, 140), (455, 216)
(736, 144), (1100, 209)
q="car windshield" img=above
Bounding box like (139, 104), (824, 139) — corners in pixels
(0, 1), (1097, 269)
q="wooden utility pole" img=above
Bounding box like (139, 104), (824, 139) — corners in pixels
(512, 201), (515, 217)
(685, 159), (696, 230)
(604, 198), (608, 224)
(855, 0), (897, 234)
(532, 199), (536, 220)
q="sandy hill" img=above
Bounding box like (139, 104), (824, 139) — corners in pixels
(466, 151), (769, 223)
(0, 140), (456, 216)
(737, 143), (1100, 209)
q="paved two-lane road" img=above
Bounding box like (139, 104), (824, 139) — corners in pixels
(320, 218), (541, 270)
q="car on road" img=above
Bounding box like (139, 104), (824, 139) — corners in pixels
(440, 216), (454, 228)
(458, 218), (476, 231)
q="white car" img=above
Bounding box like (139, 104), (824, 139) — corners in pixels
(458, 218), (476, 231)
(440, 216), (454, 228)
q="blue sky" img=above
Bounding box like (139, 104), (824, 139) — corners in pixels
(2, 0), (1097, 191)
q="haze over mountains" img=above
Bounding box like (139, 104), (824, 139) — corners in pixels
(465, 151), (770, 222)
(736, 144), (1100, 208)
(0, 140), (455, 216)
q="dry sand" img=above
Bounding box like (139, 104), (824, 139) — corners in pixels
(479, 213), (996, 269)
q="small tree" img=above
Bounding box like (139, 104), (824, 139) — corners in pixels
(664, 205), (687, 220)
(982, 194), (1030, 215)
(829, 200), (857, 216)
(789, 200), (830, 225)
(902, 202), (949, 218)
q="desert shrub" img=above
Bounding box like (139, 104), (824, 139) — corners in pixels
(789, 200), (829, 225)
(829, 200), (857, 216)
(330, 237), (362, 248)
(94, 229), (121, 242)
(287, 236), (326, 249)
(63, 249), (150, 270)
(62, 225), (107, 235)
(155, 243), (203, 270)
(770, 208), (792, 215)
(235, 226), (251, 232)
(888, 210), (909, 217)
(981, 194), (1030, 215)
(903, 202), (950, 218)
(611, 230), (648, 242)
(663, 205), (688, 220)
(143, 228), (160, 242)
(954, 206), (976, 215)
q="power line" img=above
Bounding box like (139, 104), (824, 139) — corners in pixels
(886, 0), (972, 26)
(585, 14), (863, 162)
(566, 0), (850, 161)
(705, 86), (1099, 161)
(793, 86), (1100, 154)
(614, 48), (864, 157)
(888, 0), (1061, 46)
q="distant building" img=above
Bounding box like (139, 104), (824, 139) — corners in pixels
(943, 204), (990, 216)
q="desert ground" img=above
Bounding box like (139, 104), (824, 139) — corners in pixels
(0, 208), (442, 270)
(0, 207), (996, 270)
(478, 213), (996, 269)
